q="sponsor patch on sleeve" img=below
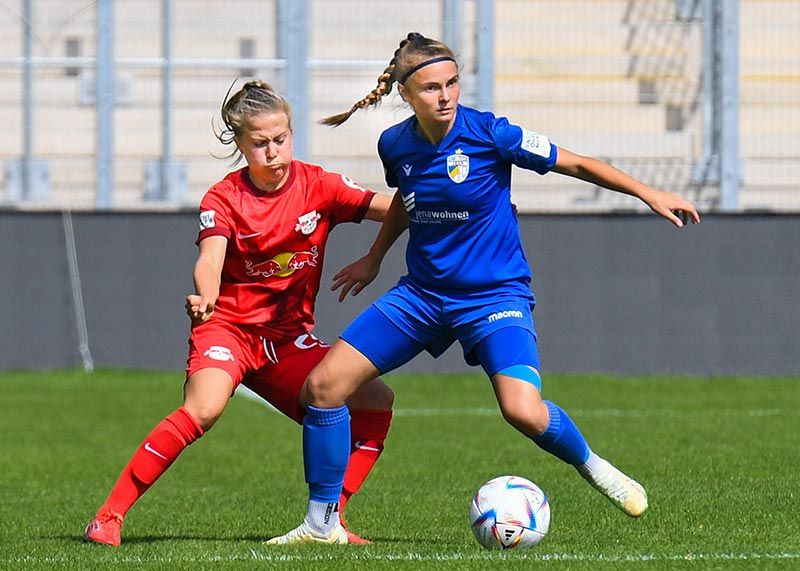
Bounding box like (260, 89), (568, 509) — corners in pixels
(340, 174), (367, 192)
(520, 128), (552, 158)
(199, 210), (216, 230)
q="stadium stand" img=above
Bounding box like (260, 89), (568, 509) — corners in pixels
(0, 0), (797, 211)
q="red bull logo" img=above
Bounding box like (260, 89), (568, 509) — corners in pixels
(246, 245), (318, 278)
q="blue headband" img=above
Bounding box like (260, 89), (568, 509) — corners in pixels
(399, 56), (457, 85)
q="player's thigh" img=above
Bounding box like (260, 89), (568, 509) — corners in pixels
(183, 368), (235, 430)
(243, 338), (329, 423)
(473, 326), (548, 433)
(340, 304), (429, 375)
(187, 319), (256, 385)
(185, 321), (255, 429)
(470, 325), (541, 380)
(301, 304), (427, 407)
(245, 336), (394, 419)
(300, 339), (382, 408)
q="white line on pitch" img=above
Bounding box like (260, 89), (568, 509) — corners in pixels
(239, 392), (795, 418)
(392, 407), (793, 417)
(4, 552), (800, 564)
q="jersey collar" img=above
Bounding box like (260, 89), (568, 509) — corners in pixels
(243, 161), (297, 198)
(409, 104), (463, 150)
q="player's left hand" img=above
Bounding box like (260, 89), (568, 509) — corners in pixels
(331, 255), (380, 302)
(643, 189), (701, 228)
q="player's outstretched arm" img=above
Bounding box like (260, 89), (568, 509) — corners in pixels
(186, 235), (226, 324)
(364, 191), (393, 222)
(552, 147), (701, 228)
(332, 190), (408, 301)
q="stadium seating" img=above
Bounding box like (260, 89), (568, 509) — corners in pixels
(0, 0), (797, 210)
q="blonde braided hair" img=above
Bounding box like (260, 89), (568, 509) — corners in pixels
(320, 32), (457, 127)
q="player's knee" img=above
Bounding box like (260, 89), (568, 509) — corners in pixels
(183, 369), (233, 430)
(499, 400), (549, 436)
(185, 402), (224, 431)
(304, 369), (343, 408)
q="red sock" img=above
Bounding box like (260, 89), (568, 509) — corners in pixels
(340, 408), (392, 511)
(102, 407), (203, 517)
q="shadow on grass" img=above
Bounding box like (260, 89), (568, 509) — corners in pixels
(58, 532), (456, 547)
(58, 533), (267, 544)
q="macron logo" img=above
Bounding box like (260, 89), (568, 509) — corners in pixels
(487, 309), (524, 323)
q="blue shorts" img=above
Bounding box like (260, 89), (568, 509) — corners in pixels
(340, 277), (540, 377)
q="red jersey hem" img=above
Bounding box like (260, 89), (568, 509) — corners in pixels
(354, 190), (376, 222)
(197, 226), (231, 244)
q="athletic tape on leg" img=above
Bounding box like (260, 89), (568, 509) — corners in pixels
(496, 364), (542, 391)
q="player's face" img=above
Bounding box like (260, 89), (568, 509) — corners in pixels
(236, 111), (293, 191)
(400, 60), (460, 129)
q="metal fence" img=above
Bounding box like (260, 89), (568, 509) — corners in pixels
(1, 0), (798, 212)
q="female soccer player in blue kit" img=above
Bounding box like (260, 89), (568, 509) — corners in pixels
(268, 33), (701, 544)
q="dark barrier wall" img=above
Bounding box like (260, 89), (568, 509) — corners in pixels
(1, 211), (798, 376)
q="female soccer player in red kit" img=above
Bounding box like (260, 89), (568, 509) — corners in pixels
(84, 80), (394, 546)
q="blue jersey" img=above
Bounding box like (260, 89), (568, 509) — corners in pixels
(378, 104), (557, 293)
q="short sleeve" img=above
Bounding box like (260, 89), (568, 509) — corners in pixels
(378, 132), (399, 188)
(323, 171), (376, 226)
(196, 186), (233, 244)
(492, 116), (558, 175)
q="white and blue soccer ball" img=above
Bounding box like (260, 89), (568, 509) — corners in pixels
(469, 475), (550, 549)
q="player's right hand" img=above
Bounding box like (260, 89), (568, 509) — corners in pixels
(185, 294), (215, 324)
(331, 255), (380, 302)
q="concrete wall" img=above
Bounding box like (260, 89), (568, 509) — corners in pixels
(1, 211), (798, 376)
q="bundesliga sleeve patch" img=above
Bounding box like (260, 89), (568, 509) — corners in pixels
(340, 174), (367, 192)
(520, 128), (552, 158)
(199, 210), (216, 230)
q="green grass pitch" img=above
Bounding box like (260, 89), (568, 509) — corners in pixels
(1, 370), (798, 569)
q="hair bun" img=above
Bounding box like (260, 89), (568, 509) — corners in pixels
(244, 80), (275, 92)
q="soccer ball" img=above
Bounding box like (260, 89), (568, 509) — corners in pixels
(469, 475), (550, 549)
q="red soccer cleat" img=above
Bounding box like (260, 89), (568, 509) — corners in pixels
(84, 506), (124, 547)
(340, 515), (372, 545)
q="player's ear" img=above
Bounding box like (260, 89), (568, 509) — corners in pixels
(398, 83), (408, 102)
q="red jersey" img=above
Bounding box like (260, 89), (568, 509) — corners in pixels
(196, 161), (375, 340)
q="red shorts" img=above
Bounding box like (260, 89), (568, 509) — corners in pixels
(186, 319), (330, 422)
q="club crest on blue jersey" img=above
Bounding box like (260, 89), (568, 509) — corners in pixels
(447, 149), (469, 183)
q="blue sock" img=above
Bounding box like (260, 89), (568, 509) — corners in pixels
(530, 400), (591, 466)
(303, 405), (350, 502)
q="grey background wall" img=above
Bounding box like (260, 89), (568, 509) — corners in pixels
(1, 211), (798, 376)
